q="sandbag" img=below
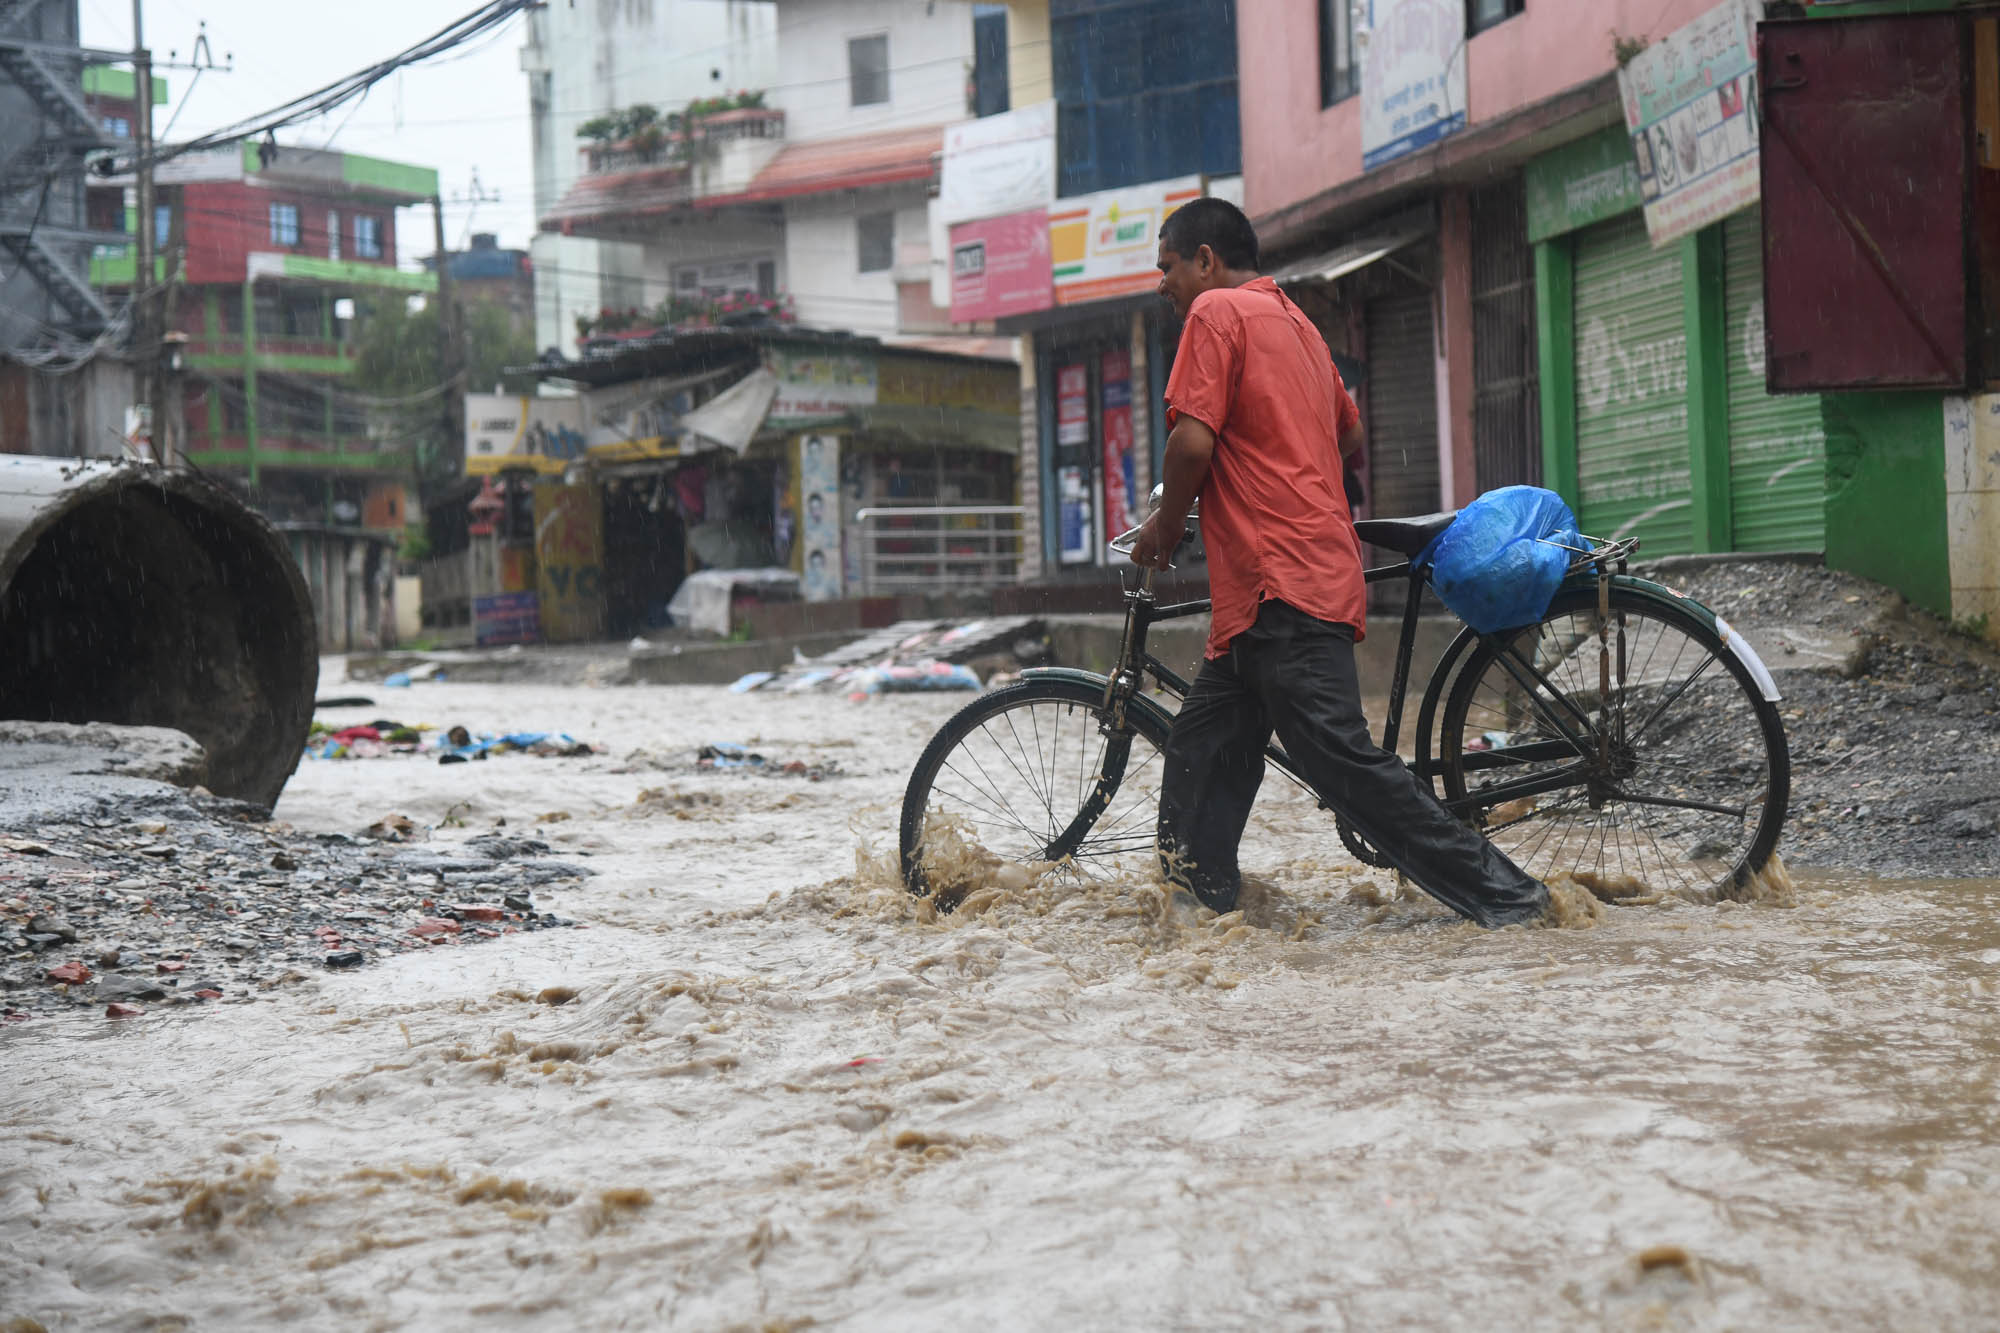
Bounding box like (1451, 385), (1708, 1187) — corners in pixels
(1416, 486), (1579, 633)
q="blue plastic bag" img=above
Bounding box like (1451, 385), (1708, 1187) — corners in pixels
(1416, 486), (1579, 633)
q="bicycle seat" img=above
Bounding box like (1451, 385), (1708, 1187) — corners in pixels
(1352, 511), (1458, 557)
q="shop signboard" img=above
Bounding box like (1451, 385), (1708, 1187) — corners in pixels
(949, 208), (1054, 323)
(1617, 0), (1761, 247)
(766, 346), (877, 429)
(532, 482), (604, 643)
(1050, 175), (1203, 307)
(799, 433), (843, 602)
(464, 394), (585, 476)
(1100, 348), (1137, 540)
(1524, 125), (1645, 244)
(939, 100), (1056, 226)
(1361, 0), (1468, 171)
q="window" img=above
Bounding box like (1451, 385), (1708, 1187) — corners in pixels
(849, 33), (889, 107)
(1051, 0), (1240, 197)
(354, 214), (382, 259)
(973, 5), (1010, 117)
(857, 211), (894, 273)
(154, 204), (171, 246)
(269, 202), (300, 247)
(756, 259), (776, 298)
(1320, 0), (1357, 107)
(100, 115), (130, 138)
(1467, 0), (1524, 35)
(327, 210), (341, 261)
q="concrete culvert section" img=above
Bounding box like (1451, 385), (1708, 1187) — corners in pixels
(0, 458), (318, 809)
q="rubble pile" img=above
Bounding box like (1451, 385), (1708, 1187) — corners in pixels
(0, 794), (592, 1022)
(1652, 557), (2000, 877)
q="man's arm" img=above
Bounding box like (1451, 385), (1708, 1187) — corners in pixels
(1338, 416), (1365, 462)
(1130, 414), (1216, 570)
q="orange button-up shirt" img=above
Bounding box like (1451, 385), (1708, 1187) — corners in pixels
(1163, 276), (1366, 659)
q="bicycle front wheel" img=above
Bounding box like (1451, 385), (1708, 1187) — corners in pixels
(1437, 586), (1789, 901)
(900, 677), (1172, 901)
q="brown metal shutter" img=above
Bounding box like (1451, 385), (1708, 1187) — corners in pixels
(1471, 180), (1540, 493)
(1363, 288), (1440, 523)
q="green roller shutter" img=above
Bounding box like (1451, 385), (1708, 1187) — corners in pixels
(1723, 208), (1826, 552)
(1572, 212), (1691, 554)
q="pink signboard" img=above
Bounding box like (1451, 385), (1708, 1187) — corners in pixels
(948, 208), (1053, 324)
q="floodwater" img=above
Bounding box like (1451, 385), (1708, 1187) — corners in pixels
(4, 678), (2000, 1330)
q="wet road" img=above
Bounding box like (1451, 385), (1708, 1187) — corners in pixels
(3, 680), (1998, 1330)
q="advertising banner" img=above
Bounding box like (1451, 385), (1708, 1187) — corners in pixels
(1100, 348), (1136, 540)
(464, 394), (586, 476)
(1617, 0), (1761, 246)
(1360, 0), (1468, 171)
(949, 208), (1054, 323)
(473, 591), (539, 647)
(1058, 465), (1094, 565)
(939, 100), (1057, 226)
(1050, 175), (1203, 307)
(1524, 125), (1646, 244)
(766, 346), (877, 429)
(532, 482), (604, 643)
(799, 433), (843, 601)
(1056, 363), (1090, 447)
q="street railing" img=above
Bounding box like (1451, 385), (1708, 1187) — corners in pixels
(851, 505), (1024, 593)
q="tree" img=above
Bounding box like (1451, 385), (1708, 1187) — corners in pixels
(349, 294), (534, 483)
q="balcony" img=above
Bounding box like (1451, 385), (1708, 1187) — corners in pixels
(186, 335), (358, 376)
(547, 105), (789, 240)
(185, 432), (414, 477)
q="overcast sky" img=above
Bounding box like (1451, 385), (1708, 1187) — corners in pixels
(80, 0), (540, 260)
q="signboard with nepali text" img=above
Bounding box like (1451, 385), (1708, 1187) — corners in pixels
(1617, 0), (1761, 246)
(1050, 175), (1202, 307)
(1524, 125), (1645, 244)
(765, 345), (877, 429)
(1361, 0), (1468, 171)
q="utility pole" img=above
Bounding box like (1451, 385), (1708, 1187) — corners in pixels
(131, 0), (159, 462)
(431, 194), (461, 477)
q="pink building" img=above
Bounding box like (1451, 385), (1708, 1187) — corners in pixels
(1233, 0), (1827, 564)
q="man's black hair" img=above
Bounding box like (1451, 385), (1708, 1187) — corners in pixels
(1158, 197), (1259, 272)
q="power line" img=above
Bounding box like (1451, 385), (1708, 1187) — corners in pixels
(107, 0), (539, 174)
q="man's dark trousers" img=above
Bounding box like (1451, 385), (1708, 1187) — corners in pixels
(1156, 598), (1549, 927)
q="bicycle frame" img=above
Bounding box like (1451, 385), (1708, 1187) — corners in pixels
(1034, 548), (1686, 821)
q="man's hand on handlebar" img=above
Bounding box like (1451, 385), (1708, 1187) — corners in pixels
(1127, 507), (1185, 571)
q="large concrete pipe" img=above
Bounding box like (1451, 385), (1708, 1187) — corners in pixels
(0, 457), (317, 809)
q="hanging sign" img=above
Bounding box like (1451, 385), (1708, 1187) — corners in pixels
(1617, 0), (1761, 246)
(1361, 0), (1469, 171)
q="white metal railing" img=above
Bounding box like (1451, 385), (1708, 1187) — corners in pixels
(852, 505), (1025, 594)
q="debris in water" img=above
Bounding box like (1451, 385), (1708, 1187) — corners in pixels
(366, 813), (418, 842)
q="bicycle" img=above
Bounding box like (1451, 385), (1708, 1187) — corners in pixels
(899, 501), (1791, 910)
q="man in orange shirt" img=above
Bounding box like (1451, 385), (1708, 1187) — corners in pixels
(1130, 198), (1548, 928)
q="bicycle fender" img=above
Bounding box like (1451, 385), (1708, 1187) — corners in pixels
(1575, 574), (1785, 704)
(1019, 667), (1180, 736)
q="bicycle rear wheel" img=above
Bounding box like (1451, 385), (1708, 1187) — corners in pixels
(900, 677), (1172, 901)
(1436, 587), (1789, 901)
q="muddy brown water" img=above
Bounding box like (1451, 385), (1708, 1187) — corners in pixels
(3, 682), (1997, 1330)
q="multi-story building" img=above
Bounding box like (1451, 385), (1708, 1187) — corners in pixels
(521, 0), (778, 356)
(0, 2), (129, 453)
(1238, 0), (1996, 639)
(87, 140), (439, 650)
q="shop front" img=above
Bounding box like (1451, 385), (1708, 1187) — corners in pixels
(1527, 124), (1829, 558)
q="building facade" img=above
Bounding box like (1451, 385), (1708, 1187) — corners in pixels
(86, 141), (440, 651)
(521, 0), (779, 356)
(1237, 0), (1837, 584)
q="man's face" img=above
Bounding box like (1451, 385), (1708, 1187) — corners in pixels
(1156, 241), (1212, 320)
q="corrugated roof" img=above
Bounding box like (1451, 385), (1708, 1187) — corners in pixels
(541, 125), (944, 233)
(732, 124), (944, 203)
(543, 165), (695, 233)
